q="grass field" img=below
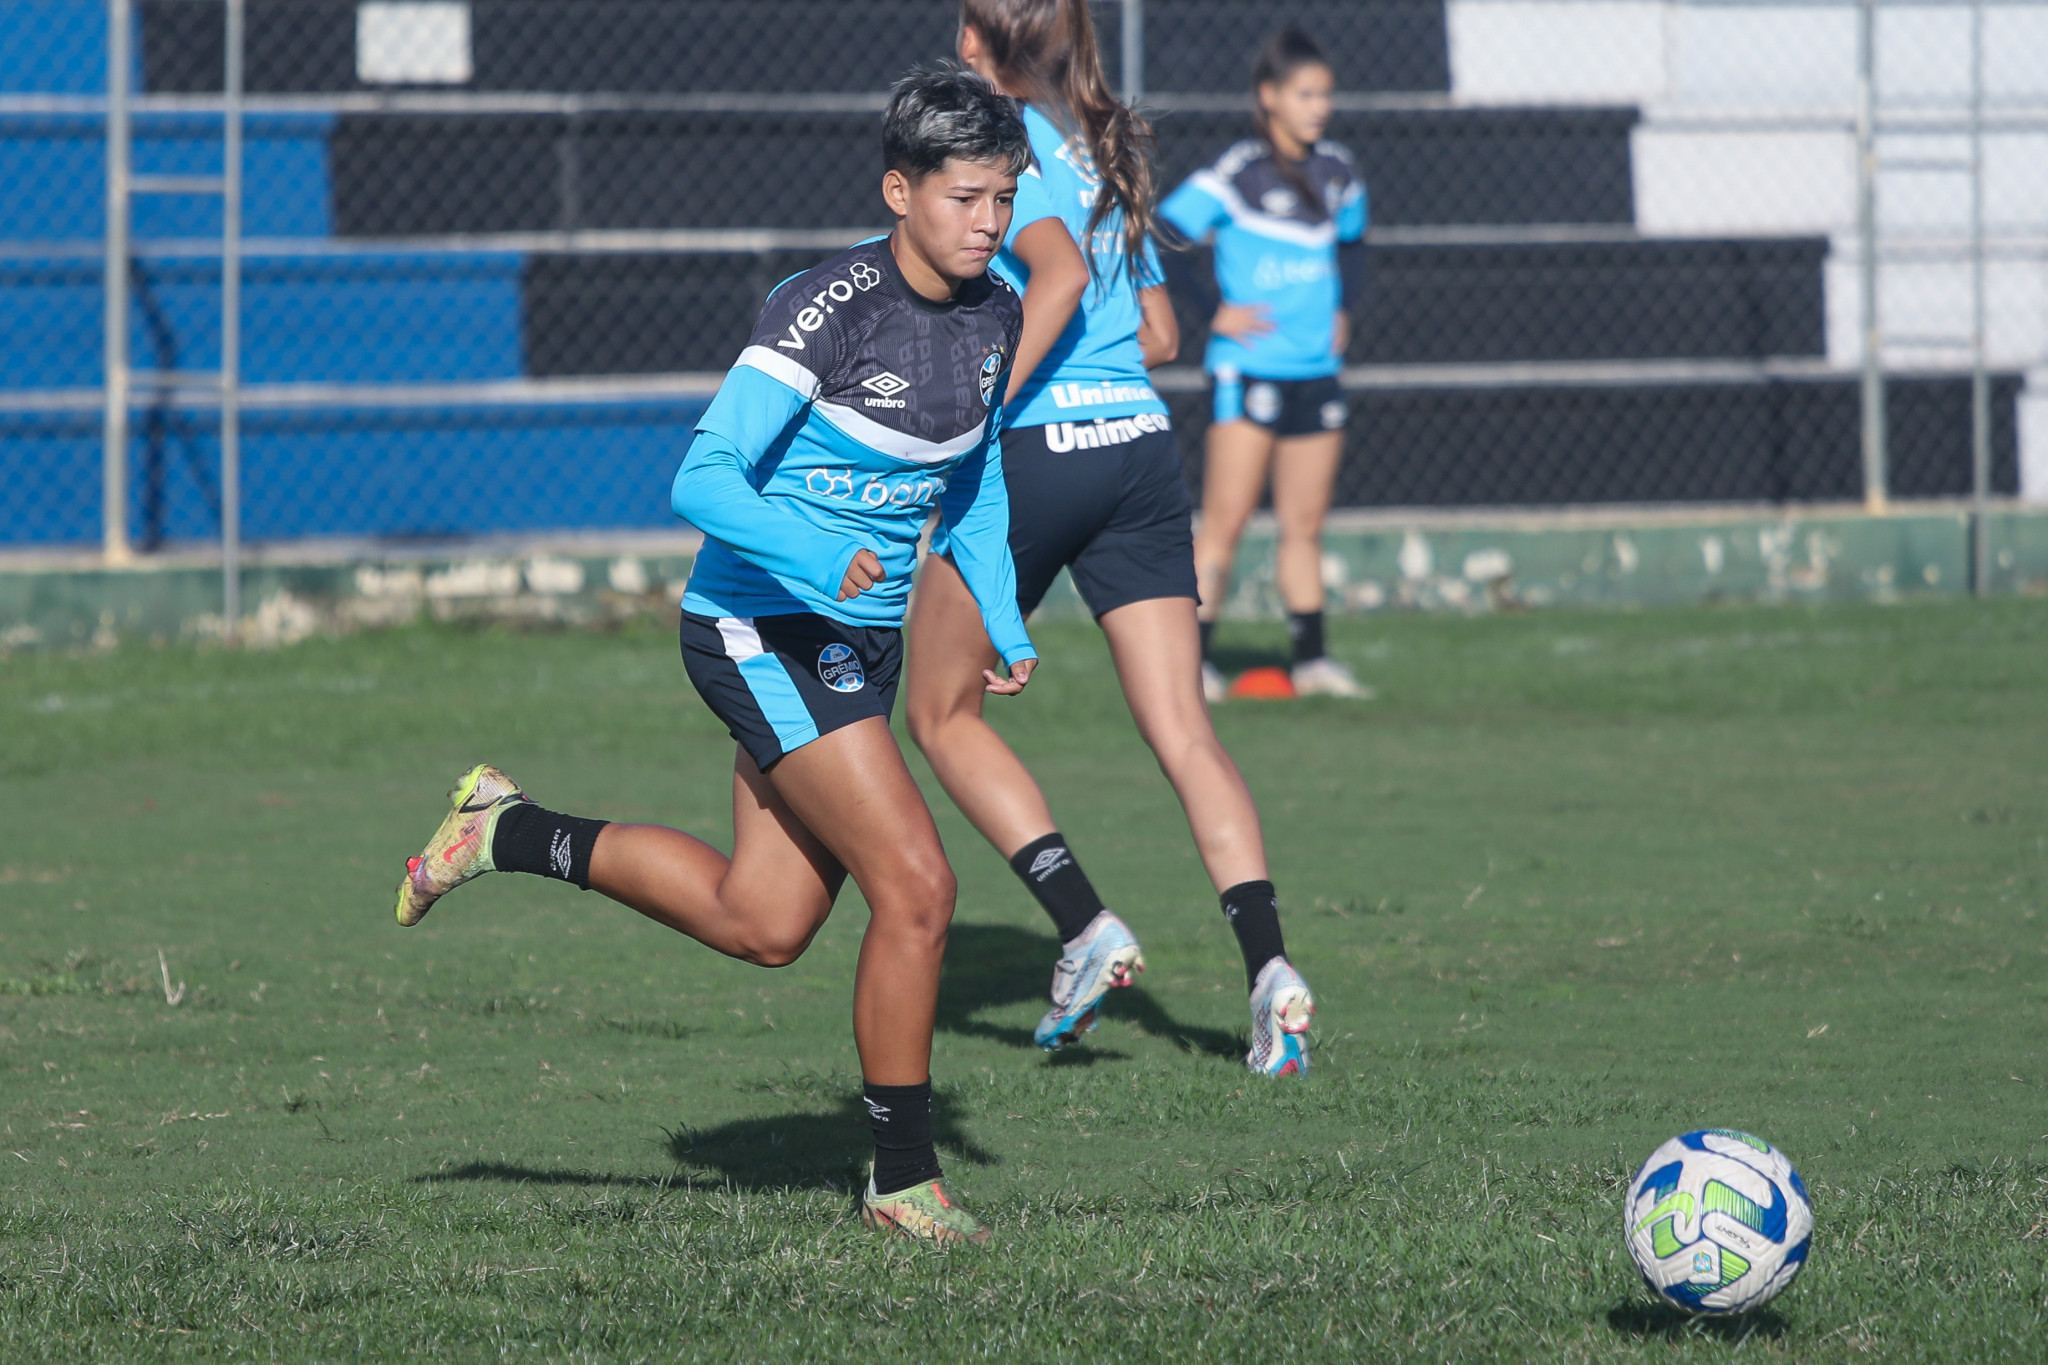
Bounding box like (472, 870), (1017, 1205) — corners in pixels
(2, 598), (2046, 1361)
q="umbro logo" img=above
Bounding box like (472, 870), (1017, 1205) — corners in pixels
(1027, 846), (1070, 881)
(860, 370), (911, 410)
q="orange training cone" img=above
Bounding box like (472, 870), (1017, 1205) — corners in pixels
(1226, 666), (1296, 700)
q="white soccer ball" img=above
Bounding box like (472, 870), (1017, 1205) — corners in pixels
(1623, 1129), (1813, 1315)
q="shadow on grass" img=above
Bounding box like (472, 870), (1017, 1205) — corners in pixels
(1208, 642), (1291, 674)
(1605, 1301), (1790, 1344)
(938, 922), (1242, 1062)
(413, 1093), (994, 1194)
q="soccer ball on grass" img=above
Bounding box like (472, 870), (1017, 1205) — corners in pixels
(1623, 1128), (1813, 1315)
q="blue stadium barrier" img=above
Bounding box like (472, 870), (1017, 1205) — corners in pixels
(1, 398), (708, 547)
(0, 250), (523, 389)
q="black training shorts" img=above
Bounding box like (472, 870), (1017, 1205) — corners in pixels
(1212, 371), (1349, 439)
(679, 610), (902, 772)
(1001, 416), (1198, 618)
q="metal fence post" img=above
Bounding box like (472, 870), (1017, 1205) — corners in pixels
(102, 0), (133, 565)
(1855, 0), (1887, 514)
(222, 0), (245, 635)
(1968, 0), (1991, 593)
(1121, 0), (1143, 103)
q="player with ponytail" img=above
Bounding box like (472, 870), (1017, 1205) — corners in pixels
(906, 0), (1316, 1078)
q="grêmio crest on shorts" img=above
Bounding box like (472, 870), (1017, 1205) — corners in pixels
(739, 238), (1023, 464)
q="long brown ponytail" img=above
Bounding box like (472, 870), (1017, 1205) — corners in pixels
(1252, 27), (1332, 224)
(960, 0), (1156, 282)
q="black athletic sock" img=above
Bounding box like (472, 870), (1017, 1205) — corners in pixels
(1221, 879), (1287, 991)
(1008, 833), (1106, 944)
(1287, 610), (1326, 666)
(864, 1080), (941, 1196)
(1199, 618), (1216, 661)
(489, 802), (608, 890)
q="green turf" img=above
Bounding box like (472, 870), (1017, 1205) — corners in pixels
(3, 600), (2045, 1361)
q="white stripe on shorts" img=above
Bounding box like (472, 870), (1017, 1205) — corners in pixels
(716, 616), (765, 662)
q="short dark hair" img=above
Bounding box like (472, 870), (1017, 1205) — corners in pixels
(883, 62), (1032, 181)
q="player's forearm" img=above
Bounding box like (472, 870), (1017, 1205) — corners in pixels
(1137, 284), (1180, 368)
(671, 435), (863, 594)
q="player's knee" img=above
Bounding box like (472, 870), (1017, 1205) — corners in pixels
(881, 855), (956, 945)
(735, 907), (825, 968)
(741, 923), (814, 968)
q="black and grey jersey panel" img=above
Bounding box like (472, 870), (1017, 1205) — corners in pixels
(737, 238), (1025, 464)
(1208, 138), (1359, 230)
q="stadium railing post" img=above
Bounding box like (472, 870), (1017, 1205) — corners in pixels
(222, 0), (246, 638)
(1855, 0), (1889, 515)
(102, 0), (134, 566)
(1968, 0), (1992, 595)
(1121, 0), (1143, 102)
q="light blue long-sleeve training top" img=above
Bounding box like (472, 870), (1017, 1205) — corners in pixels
(1160, 138), (1368, 380)
(994, 104), (1171, 430)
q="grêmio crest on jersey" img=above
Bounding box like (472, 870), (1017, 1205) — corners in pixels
(979, 347), (1007, 405)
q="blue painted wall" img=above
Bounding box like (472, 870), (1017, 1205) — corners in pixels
(0, 400), (708, 547)
(0, 251), (524, 388)
(0, 0), (112, 94)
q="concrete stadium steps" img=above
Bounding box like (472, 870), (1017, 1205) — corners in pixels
(1203, 237), (1829, 368)
(0, 370), (2017, 548)
(134, 0), (1449, 96)
(1165, 373), (2022, 507)
(326, 106), (1639, 236)
(524, 237), (1826, 374)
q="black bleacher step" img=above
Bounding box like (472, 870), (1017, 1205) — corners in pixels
(1153, 108), (1638, 228)
(1169, 238), (1828, 366)
(333, 106), (1637, 237)
(142, 0), (1443, 95)
(524, 251), (824, 377)
(1166, 375), (2022, 507)
(524, 237), (1824, 378)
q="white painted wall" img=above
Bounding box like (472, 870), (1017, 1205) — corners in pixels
(1446, 0), (2048, 498)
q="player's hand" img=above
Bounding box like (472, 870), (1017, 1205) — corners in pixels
(837, 549), (885, 601)
(1332, 309), (1352, 357)
(1211, 302), (1274, 340)
(982, 658), (1037, 695)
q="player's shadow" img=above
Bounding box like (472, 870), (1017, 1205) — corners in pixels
(937, 922), (1242, 1062)
(413, 1093), (992, 1194)
(1604, 1302), (1790, 1344)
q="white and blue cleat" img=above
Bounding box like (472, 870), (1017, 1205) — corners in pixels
(1033, 911), (1146, 1051)
(1246, 957), (1315, 1077)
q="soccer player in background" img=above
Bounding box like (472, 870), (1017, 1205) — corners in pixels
(1159, 27), (1371, 703)
(390, 67), (1034, 1246)
(906, 0), (1317, 1077)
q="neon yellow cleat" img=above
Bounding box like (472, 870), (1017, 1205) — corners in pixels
(860, 1172), (991, 1247)
(393, 764), (529, 927)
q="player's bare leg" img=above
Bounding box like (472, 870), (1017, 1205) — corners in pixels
(1191, 418), (1278, 700)
(906, 556), (1145, 1050)
(1271, 430), (1367, 698)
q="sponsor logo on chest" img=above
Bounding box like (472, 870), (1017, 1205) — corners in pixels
(774, 261), (884, 351)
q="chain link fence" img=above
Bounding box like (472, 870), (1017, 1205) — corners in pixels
(3, 0), (2045, 561)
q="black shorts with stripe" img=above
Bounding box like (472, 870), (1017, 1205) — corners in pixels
(678, 610), (902, 772)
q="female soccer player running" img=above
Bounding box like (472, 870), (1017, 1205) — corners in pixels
(390, 68), (1036, 1246)
(1159, 27), (1371, 704)
(907, 0), (1316, 1077)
